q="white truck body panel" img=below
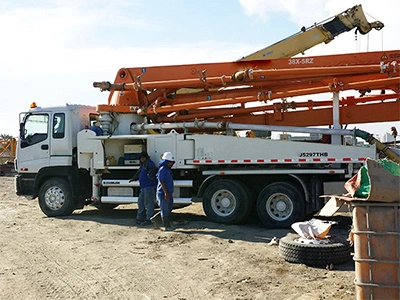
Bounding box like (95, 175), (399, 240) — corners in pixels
(185, 134), (375, 165)
(76, 130), (375, 170)
(77, 129), (105, 171)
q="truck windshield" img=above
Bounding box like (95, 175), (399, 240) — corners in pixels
(20, 114), (49, 148)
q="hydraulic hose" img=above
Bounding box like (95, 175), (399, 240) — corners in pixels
(355, 129), (400, 164)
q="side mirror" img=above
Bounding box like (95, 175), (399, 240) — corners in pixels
(19, 123), (24, 139)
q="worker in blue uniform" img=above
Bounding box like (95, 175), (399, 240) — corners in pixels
(151, 152), (175, 231)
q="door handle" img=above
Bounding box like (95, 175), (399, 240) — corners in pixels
(41, 144), (49, 150)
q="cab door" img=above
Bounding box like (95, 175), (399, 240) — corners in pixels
(17, 112), (50, 173)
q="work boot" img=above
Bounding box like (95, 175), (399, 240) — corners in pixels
(150, 212), (163, 229)
(162, 216), (174, 231)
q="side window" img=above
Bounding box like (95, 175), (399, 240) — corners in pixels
(21, 114), (49, 148)
(53, 113), (65, 139)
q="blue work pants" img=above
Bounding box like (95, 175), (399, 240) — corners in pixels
(157, 193), (173, 218)
(136, 186), (156, 222)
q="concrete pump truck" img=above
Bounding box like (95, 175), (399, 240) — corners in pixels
(15, 5), (400, 228)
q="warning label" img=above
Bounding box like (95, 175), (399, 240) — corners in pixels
(381, 52), (400, 60)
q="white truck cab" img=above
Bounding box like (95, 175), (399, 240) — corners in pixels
(15, 103), (97, 214)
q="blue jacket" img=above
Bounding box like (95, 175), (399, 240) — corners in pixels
(157, 160), (174, 196)
(133, 159), (157, 189)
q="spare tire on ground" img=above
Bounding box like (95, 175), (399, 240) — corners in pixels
(279, 233), (351, 266)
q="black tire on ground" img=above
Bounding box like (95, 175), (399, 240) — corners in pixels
(203, 179), (252, 224)
(256, 182), (305, 228)
(279, 233), (352, 266)
(38, 178), (76, 217)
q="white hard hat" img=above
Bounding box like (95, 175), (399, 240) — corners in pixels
(161, 152), (175, 161)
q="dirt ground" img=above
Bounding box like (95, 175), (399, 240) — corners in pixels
(0, 176), (357, 300)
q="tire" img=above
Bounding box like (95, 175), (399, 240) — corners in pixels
(279, 233), (352, 266)
(203, 179), (251, 224)
(38, 178), (76, 217)
(256, 182), (305, 228)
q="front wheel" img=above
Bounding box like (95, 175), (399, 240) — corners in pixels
(203, 179), (251, 224)
(256, 182), (305, 228)
(38, 178), (76, 217)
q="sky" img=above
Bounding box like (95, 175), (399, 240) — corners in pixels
(1, 0), (399, 140)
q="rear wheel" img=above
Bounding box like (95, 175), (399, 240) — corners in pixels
(38, 178), (76, 217)
(203, 179), (251, 224)
(257, 182), (305, 228)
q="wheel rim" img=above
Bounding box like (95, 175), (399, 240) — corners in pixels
(295, 237), (330, 245)
(211, 189), (236, 217)
(265, 192), (293, 221)
(44, 186), (65, 210)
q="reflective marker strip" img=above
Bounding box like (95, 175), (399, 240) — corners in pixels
(188, 158), (366, 164)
